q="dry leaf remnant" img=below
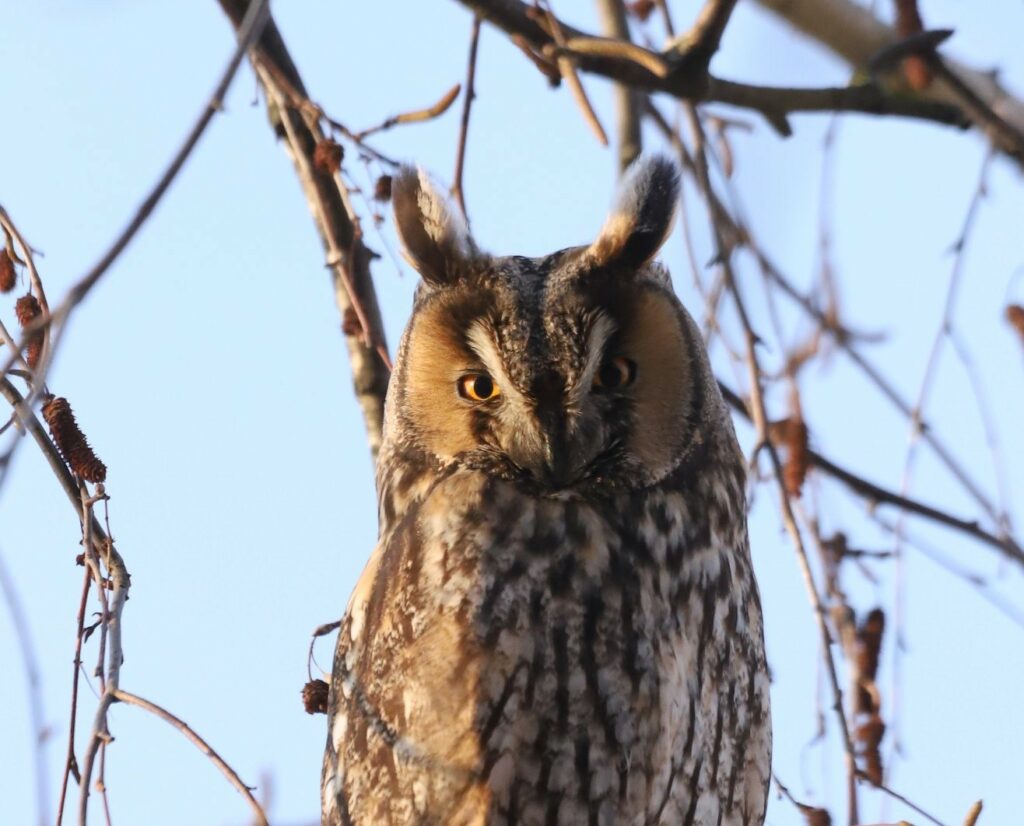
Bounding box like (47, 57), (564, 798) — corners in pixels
(41, 396), (107, 483)
(15, 293), (43, 369)
(856, 713), (886, 785)
(302, 679), (329, 715)
(625, 0), (656, 22)
(853, 608), (887, 785)
(313, 139), (344, 174)
(373, 174), (393, 203)
(342, 306), (363, 338)
(769, 416), (811, 497)
(0, 248), (15, 293)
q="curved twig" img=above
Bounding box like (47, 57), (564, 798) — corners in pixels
(111, 690), (269, 826)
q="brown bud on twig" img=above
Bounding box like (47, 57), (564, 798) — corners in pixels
(313, 139), (344, 175)
(894, 0), (933, 90)
(341, 306), (363, 338)
(15, 293), (44, 370)
(801, 808), (831, 826)
(963, 800), (984, 826)
(41, 396), (107, 483)
(0, 248), (16, 293)
(625, 0), (656, 22)
(373, 175), (393, 202)
(1006, 304), (1024, 344)
(302, 679), (329, 715)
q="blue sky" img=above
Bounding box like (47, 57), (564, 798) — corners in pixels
(1, 2), (1023, 824)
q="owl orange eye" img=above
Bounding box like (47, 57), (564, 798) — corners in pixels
(593, 357), (636, 391)
(458, 373), (501, 402)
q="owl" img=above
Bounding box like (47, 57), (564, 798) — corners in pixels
(321, 157), (771, 825)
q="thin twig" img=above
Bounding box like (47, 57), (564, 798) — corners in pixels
(537, 1), (609, 146)
(0, 547), (51, 826)
(354, 83), (462, 141)
(897, 152), (1004, 542)
(0, 0), (272, 405)
(643, 98), (1023, 565)
(717, 383), (1024, 565)
(452, 16), (482, 217)
(77, 530), (129, 825)
(55, 569), (91, 826)
(111, 689), (269, 826)
(456, 0), (965, 131)
(559, 35), (670, 78)
(858, 770), (947, 826)
(596, 0), (644, 173)
(217, 0), (392, 459)
(650, 96), (1008, 534)
(683, 104), (860, 824)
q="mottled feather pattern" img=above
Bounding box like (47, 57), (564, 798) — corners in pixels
(322, 158), (770, 825)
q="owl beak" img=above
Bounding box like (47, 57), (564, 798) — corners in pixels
(540, 441), (573, 488)
(536, 413), (574, 489)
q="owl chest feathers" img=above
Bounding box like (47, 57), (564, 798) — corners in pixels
(325, 468), (769, 825)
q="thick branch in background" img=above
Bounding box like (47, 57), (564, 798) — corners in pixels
(218, 0), (390, 461)
(455, 0), (967, 136)
(753, 0), (1024, 155)
(665, 0), (739, 68)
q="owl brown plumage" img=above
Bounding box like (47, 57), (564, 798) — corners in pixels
(321, 157), (771, 825)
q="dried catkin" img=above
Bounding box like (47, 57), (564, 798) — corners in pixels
(783, 417), (810, 497)
(15, 293), (44, 369)
(41, 396), (107, 482)
(0, 249), (16, 293)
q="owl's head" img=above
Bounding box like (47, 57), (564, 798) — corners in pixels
(385, 157), (728, 492)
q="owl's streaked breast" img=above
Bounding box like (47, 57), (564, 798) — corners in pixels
(322, 463), (770, 825)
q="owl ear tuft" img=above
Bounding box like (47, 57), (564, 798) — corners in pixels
(392, 166), (474, 285)
(588, 155), (680, 270)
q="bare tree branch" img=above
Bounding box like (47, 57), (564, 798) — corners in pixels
(538, 1), (609, 146)
(596, 0), (643, 173)
(452, 16), (483, 217)
(0, 0), (272, 416)
(718, 384), (1024, 566)
(452, 0), (967, 133)
(218, 0), (391, 461)
(753, 0), (1024, 159)
(666, 0), (739, 67)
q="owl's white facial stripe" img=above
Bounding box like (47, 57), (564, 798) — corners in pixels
(465, 320), (515, 394)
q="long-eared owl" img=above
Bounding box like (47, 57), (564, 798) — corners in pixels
(322, 157), (771, 825)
